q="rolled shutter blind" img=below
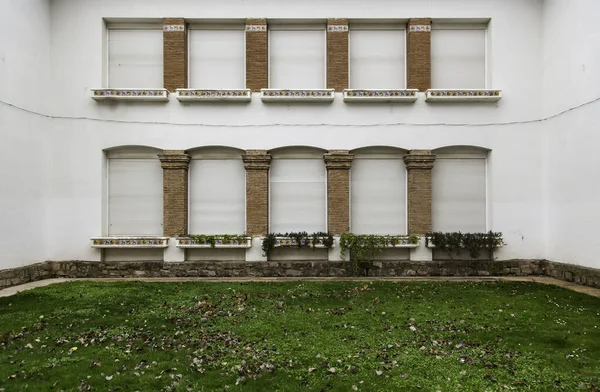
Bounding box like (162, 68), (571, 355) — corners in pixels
(108, 159), (163, 235)
(432, 158), (486, 232)
(350, 29), (406, 89)
(270, 159), (326, 233)
(108, 29), (163, 88)
(189, 29), (245, 89)
(189, 159), (246, 234)
(351, 159), (406, 234)
(269, 29), (325, 88)
(431, 29), (485, 89)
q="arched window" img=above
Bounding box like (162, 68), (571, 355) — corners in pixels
(188, 147), (246, 234)
(351, 147), (407, 234)
(432, 146), (487, 232)
(269, 147), (327, 233)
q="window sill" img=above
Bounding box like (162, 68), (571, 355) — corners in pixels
(273, 236), (333, 249)
(343, 89), (419, 103)
(425, 89), (502, 103)
(176, 237), (252, 248)
(91, 237), (169, 248)
(91, 89), (169, 102)
(175, 89), (251, 102)
(260, 89), (335, 102)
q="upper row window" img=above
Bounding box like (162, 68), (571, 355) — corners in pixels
(106, 22), (487, 90)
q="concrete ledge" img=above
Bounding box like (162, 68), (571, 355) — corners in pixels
(1, 259), (599, 291)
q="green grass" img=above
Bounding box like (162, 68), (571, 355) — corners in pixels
(1, 281), (600, 391)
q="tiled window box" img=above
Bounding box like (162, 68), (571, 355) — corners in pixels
(91, 237), (169, 248)
(91, 89), (169, 102)
(176, 237), (252, 249)
(273, 236), (333, 249)
(425, 89), (502, 103)
(175, 89), (251, 102)
(260, 89), (335, 102)
(343, 89), (419, 103)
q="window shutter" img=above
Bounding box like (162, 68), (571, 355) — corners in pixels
(350, 29), (406, 89)
(351, 159), (406, 234)
(189, 29), (245, 89)
(108, 159), (163, 235)
(431, 29), (485, 89)
(108, 29), (163, 88)
(189, 160), (246, 234)
(269, 30), (325, 88)
(432, 158), (486, 232)
(270, 159), (326, 233)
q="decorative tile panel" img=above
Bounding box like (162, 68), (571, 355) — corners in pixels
(273, 237), (332, 248)
(164, 25), (185, 32)
(409, 25), (431, 32)
(91, 237), (169, 248)
(177, 237), (252, 248)
(327, 25), (348, 32)
(91, 89), (169, 102)
(343, 89), (419, 103)
(260, 89), (335, 102)
(175, 89), (251, 102)
(245, 25), (267, 32)
(425, 89), (502, 102)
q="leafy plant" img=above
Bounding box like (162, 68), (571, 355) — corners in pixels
(339, 234), (420, 275)
(426, 231), (504, 260)
(186, 234), (249, 248)
(261, 232), (334, 256)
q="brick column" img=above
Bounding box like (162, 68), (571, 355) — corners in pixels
(407, 18), (431, 92)
(163, 18), (188, 92)
(243, 150), (272, 236)
(158, 151), (190, 237)
(327, 19), (349, 91)
(324, 150), (353, 235)
(246, 18), (268, 92)
(404, 150), (436, 236)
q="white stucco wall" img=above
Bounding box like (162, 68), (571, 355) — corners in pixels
(0, 0), (51, 268)
(542, 0), (600, 267)
(6, 0), (600, 268)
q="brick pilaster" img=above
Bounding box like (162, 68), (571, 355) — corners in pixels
(407, 18), (431, 92)
(327, 19), (349, 91)
(404, 150), (436, 236)
(245, 18), (268, 92)
(324, 150), (353, 235)
(243, 150), (272, 236)
(163, 18), (188, 92)
(158, 150), (190, 237)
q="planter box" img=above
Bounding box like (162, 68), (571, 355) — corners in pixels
(426, 237), (504, 249)
(91, 237), (169, 248)
(176, 237), (252, 249)
(343, 89), (419, 103)
(260, 89), (335, 102)
(425, 89), (502, 103)
(91, 89), (169, 101)
(273, 237), (333, 249)
(175, 89), (251, 102)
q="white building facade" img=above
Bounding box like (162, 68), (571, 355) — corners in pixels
(0, 0), (599, 284)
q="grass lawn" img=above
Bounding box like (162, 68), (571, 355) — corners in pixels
(1, 281), (600, 391)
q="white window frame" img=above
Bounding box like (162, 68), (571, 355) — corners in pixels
(104, 22), (163, 89)
(431, 23), (489, 89)
(348, 23), (407, 89)
(268, 23), (327, 89)
(187, 23), (246, 89)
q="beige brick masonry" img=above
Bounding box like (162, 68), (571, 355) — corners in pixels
(243, 150), (272, 236)
(407, 18), (431, 92)
(327, 19), (349, 91)
(404, 150), (436, 236)
(163, 18), (188, 92)
(324, 150), (353, 234)
(159, 150), (190, 237)
(246, 18), (268, 92)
